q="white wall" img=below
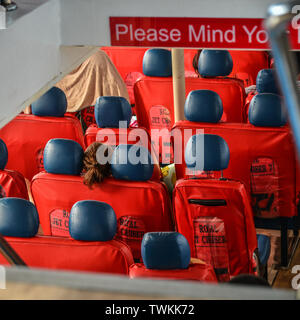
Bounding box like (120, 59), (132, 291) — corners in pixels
(0, 0), (61, 128)
(0, 0), (99, 128)
(60, 0), (291, 46)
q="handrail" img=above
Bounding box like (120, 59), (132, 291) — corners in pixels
(0, 233), (27, 266)
(3, 266), (297, 300)
(265, 1), (300, 160)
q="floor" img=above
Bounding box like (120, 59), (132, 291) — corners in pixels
(257, 228), (300, 289)
(273, 238), (300, 290)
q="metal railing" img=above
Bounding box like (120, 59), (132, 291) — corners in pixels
(0, 233), (27, 267)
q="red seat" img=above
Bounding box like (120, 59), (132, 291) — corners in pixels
(184, 49), (270, 86)
(0, 139), (28, 199)
(173, 134), (258, 280)
(85, 125), (154, 149)
(101, 46), (148, 106)
(84, 95), (133, 147)
(0, 236), (133, 274)
(244, 68), (280, 121)
(229, 51), (270, 86)
(0, 114), (85, 181)
(0, 88), (85, 181)
(134, 77), (245, 163)
(173, 178), (258, 280)
(85, 126), (162, 181)
(31, 139), (173, 261)
(0, 198), (134, 275)
(130, 262), (217, 282)
(129, 232), (217, 282)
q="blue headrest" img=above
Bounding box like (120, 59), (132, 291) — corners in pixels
(95, 96), (132, 128)
(257, 234), (271, 267)
(69, 200), (117, 241)
(198, 50), (233, 77)
(185, 134), (230, 171)
(31, 87), (67, 117)
(249, 93), (287, 127)
(0, 198), (39, 237)
(0, 139), (8, 170)
(256, 69), (280, 94)
(111, 144), (153, 181)
(184, 90), (223, 123)
(44, 139), (84, 175)
(141, 232), (190, 269)
(143, 49), (172, 77)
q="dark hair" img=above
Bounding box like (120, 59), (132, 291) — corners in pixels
(228, 274), (270, 287)
(82, 142), (111, 188)
(192, 50), (202, 77)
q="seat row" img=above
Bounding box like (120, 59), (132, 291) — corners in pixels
(102, 46), (270, 105)
(0, 196), (218, 281)
(135, 48), (246, 131)
(0, 85), (162, 181)
(0, 193), (269, 282)
(0, 130), (272, 278)
(79, 48), (273, 143)
(110, 48), (277, 163)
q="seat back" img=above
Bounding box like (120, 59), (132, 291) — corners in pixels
(85, 96), (141, 146)
(0, 198), (134, 274)
(31, 140), (172, 260)
(84, 95), (132, 146)
(173, 91), (296, 218)
(129, 232), (217, 282)
(0, 139), (28, 199)
(184, 49), (270, 86)
(229, 51), (270, 86)
(0, 87), (85, 180)
(244, 68), (281, 120)
(173, 134), (258, 280)
(101, 46), (148, 105)
(102, 47), (268, 108)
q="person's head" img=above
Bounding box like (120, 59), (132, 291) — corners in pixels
(192, 50), (202, 77)
(82, 142), (111, 188)
(228, 274), (270, 287)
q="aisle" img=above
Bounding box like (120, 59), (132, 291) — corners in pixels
(256, 229), (299, 287)
(273, 237), (300, 290)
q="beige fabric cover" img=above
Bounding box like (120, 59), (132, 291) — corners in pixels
(56, 50), (129, 112)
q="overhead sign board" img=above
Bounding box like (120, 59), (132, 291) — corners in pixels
(110, 17), (300, 49)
